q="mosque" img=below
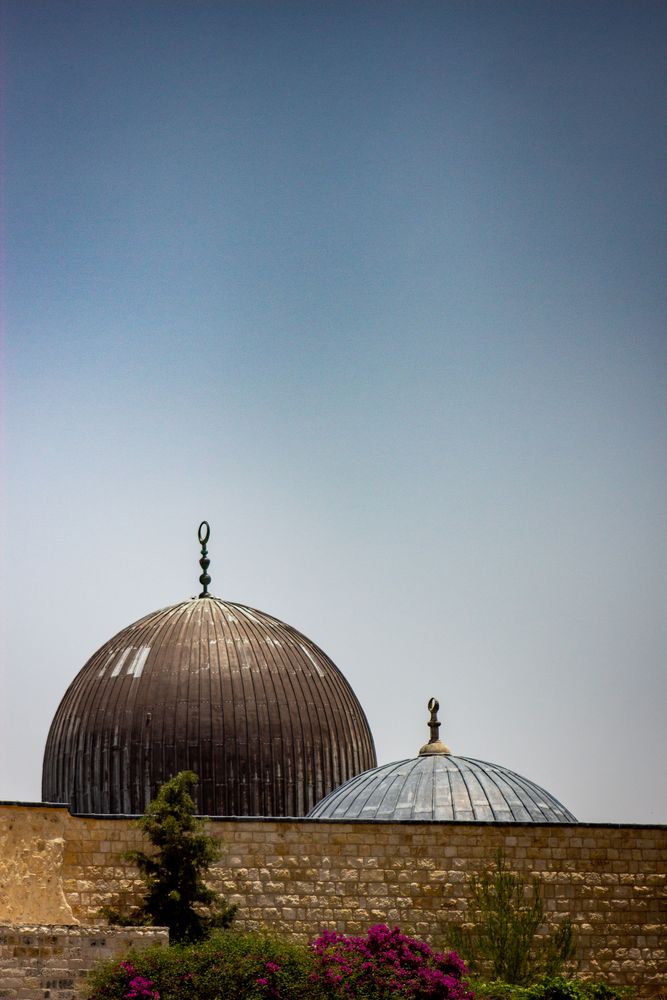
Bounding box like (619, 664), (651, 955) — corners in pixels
(42, 521), (576, 824)
(1, 522), (662, 995)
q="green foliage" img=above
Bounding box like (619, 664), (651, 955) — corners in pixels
(448, 852), (575, 985)
(470, 975), (632, 1000)
(86, 929), (319, 999)
(87, 926), (631, 1000)
(87, 925), (474, 1000)
(101, 771), (236, 943)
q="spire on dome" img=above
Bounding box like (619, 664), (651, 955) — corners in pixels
(198, 520), (211, 597)
(418, 697), (451, 755)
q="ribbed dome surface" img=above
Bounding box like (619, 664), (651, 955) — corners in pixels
(307, 754), (577, 823)
(42, 596), (376, 816)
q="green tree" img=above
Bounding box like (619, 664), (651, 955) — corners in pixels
(448, 851), (574, 984)
(103, 770), (236, 943)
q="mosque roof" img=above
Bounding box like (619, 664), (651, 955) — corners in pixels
(307, 698), (577, 823)
(42, 523), (376, 816)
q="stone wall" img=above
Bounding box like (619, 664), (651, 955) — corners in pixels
(0, 804), (665, 997)
(0, 925), (167, 1000)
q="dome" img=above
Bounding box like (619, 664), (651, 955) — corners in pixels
(42, 525), (376, 816)
(308, 699), (576, 823)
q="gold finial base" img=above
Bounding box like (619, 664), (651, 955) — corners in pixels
(419, 739), (451, 756)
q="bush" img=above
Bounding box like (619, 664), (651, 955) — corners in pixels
(86, 929), (317, 999)
(310, 924), (473, 999)
(448, 852), (574, 984)
(87, 924), (472, 1000)
(471, 975), (632, 1000)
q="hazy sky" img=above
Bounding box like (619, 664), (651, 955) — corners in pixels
(1, 1), (665, 823)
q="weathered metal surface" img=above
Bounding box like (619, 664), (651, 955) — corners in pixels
(308, 755), (577, 823)
(42, 597), (377, 816)
(310, 697), (576, 822)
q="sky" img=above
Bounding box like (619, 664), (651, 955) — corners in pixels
(0, 1), (665, 824)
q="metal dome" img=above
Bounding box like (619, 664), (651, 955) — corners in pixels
(42, 525), (376, 816)
(307, 699), (576, 823)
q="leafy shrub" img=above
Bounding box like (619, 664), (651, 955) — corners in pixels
(87, 924), (471, 999)
(101, 771), (236, 943)
(86, 929), (317, 999)
(310, 923), (473, 999)
(471, 975), (632, 1000)
(448, 852), (574, 984)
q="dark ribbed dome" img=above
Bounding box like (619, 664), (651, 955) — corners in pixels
(308, 699), (576, 823)
(42, 595), (376, 816)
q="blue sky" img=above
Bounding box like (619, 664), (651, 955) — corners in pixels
(1, 1), (665, 822)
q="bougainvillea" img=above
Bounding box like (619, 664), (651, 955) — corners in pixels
(88, 926), (472, 999)
(310, 924), (473, 999)
(120, 961), (160, 1000)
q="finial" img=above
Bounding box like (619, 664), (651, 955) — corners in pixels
(198, 521), (211, 597)
(418, 697), (451, 756)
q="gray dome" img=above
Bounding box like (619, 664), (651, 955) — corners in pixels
(308, 699), (576, 823)
(307, 754), (577, 822)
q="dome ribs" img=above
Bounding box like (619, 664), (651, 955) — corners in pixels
(225, 602), (377, 817)
(213, 605), (238, 816)
(452, 758), (491, 821)
(243, 608), (323, 816)
(308, 753), (577, 823)
(232, 605), (295, 817)
(221, 605), (252, 815)
(199, 603), (217, 814)
(43, 596), (375, 817)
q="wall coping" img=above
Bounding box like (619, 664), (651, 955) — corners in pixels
(0, 922), (168, 932)
(1, 800), (665, 830)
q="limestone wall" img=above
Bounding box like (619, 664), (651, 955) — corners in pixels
(0, 925), (167, 1000)
(0, 803), (665, 996)
(0, 807), (77, 925)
